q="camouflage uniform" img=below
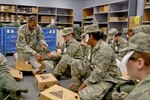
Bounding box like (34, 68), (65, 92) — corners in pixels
(16, 24), (48, 61)
(121, 33), (150, 99)
(53, 27), (83, 76)
(107, 28), (128, 60)
(0, 53), (28, 99)
(16, 24), (49, 67)
(71, 25), (121, 100)
(133, 25), (150, 34)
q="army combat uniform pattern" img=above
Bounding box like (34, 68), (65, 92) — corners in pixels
(0, 53), (28, 100)
(110, 37), (128, 60)
(70, 40), (121, 100)
(54, 38), (83, 76)
(125, 74), (150, 100)
(16, 24), (48, 61)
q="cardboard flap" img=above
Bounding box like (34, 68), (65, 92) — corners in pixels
(9, 67), (23, 80)
(16, 60), (33, 71)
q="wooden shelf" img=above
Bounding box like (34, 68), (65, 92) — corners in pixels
(0, 4), (73, 27)
(109, 10), (128, 14)
(82, 0), (137, 33)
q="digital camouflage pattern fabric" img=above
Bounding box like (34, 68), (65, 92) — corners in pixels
(70, 40), (121, 100)
(16, 24), (49, 61)
(54, 38), (83, 76)
(61, 27), (73, 36)
(121, 32), (150, 54)
(0, 53), (28, 100)
(133, 25), (150, 34)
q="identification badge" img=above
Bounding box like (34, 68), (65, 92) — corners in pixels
(64, 48), (67, 53)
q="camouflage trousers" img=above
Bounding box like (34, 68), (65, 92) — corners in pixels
(16, 43), (50, 69)
(17, 42), (50, 61)
(53, 55), (76, 76)
(70, 59), (113, 100)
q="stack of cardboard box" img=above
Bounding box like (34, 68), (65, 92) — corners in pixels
(129, 16), (141, 29)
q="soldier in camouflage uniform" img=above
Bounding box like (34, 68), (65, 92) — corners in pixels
(120, 32), (150, 100)
(0, 53), (28, 100)
(133, 25), (150, 34)
(69, 24), (121, 100)
(47, 27), (83, 80)
(107, 28), (128, 60)
(16, 15), (49, 73)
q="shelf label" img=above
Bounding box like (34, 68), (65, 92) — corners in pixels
(11, 29), (14, 33)
(7, 29), (10, 33)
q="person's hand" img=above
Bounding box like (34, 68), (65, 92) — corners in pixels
(47, 51), (58, 58)
(77, 83), (87, 92)
(41, 44), (47, 51)
(35, 53), (42, 61)
(80, 41), (87, 46)
(57, 49), (62, 55)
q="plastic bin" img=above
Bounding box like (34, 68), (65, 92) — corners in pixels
(3, 27), (18, 55)
(42, 28), (57, 51)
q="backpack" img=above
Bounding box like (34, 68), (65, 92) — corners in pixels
(102, 78), (138, 100)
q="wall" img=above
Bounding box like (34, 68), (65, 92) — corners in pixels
(83, 0), (143, 16)
(0, 0), (84, 21)
(0, 0), (144, 21)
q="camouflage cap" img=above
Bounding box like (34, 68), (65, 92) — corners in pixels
(123, 28), (128, 35)
(121, 32), (150, 54)
(108, 28), (118, 36)
(62, 27), (73, 36)
(81, 24), (100, 36)
(133, 25), (150, 34)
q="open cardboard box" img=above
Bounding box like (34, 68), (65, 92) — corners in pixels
(9, 67), (23, 80)
(15, 60), (32, 71)
(40, 84), (80, 100)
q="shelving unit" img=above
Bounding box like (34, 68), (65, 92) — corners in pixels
(0, 4), (73, 27)
(143, 0), (150, 24)
(82, 0), (137, 33)
(82, 7), (94, 27)
(94, 4), (109, 32)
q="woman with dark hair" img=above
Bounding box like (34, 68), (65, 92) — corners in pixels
(69, 24), (121, 100)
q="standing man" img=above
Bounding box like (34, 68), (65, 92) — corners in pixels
(16, 15), (49, 74)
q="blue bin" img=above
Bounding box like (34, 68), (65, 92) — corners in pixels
(0, 27), (3, 54)
(42, 28), (57, 51)
(3, 27), (18, 55)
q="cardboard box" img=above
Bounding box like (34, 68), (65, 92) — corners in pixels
(16, 60), (33, 71)
(35, 73), (58, 91)
(118, 17), (127, 21)
(41, 16), (51, 22)
(32, 7), (38, 14)
(9, 67), (23, 80)
(99, 5), (109, 12)
(109, 17), (118, 22)
(129, 16), (141, 24)
(129, 16), (141, 28)
(40, 85), (80, 100)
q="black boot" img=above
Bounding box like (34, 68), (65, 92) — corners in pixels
(53, 74), (61, 80)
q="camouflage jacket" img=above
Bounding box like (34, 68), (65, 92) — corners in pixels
(83, 40), (121, 85)
(0, 53), (28, 99)
(125, 74), (150, 100)
(60, 38), (83, 59)
(16, 24), (47, 55)
(110, 37), (128, 60)
(0, 53), (9, 74)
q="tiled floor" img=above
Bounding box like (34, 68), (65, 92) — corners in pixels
(6, 56), (71, 100)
